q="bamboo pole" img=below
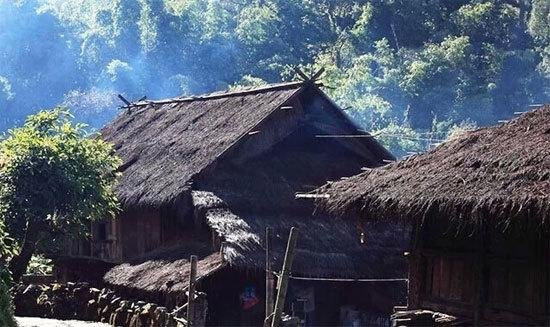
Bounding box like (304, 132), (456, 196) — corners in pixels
(187, 255), (197, 327)
(271, 227), (298, 327)
(265, 227), (274, 320)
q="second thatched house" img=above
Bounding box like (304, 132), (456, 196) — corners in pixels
(58, 81), (408, 325)
(315, 105), (550, 326)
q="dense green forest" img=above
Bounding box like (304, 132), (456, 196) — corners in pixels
(0, 0), (548, 156)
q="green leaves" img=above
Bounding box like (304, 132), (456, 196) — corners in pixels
(1, 0), (549, 158)
(236, 4), (279, 45)
(0, 219), (15, 327)
(453, 2), (519, 47)
(350, 3), (373, 39)
(0, 272), (16, 327)
(401, 36), (471, 96)
(26, 254), (53, 275)
(0, 108), (121, 255)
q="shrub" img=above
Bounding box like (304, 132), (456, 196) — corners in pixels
(0, 270), (16, 327)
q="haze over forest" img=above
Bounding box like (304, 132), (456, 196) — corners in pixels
(0, 0), (548, 156)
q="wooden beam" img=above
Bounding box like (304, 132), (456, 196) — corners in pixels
(545, 236), (550, 327)
(473, 221), (487, 327)
(311, 67), (325, 81)
(265, 228), (274, 322)
(117, 94), (131, 106)
(315, 134), (375, 138)
(248, 131), (260, 135)
(187, 255), (197, 326)
(408, 220), (424, 309)
(293, 67), (309, 81)
(172, 302), (188, 315)
(280, 106), (293, 110)
(174, 317), (189, 325)
(271, 227), (298, 327)
(273, 274), (408, 282)
(295, 193), (329, 199)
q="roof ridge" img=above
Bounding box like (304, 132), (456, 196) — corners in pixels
(128, 81), (307, 107)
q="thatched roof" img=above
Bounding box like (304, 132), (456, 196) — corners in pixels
(102, 189), (408, 292)
(316, 105), (550, 236)
(101, 82), (305, 207)
(104, 245), (225, 294)
(103, 192), (407, 293)
(101, 81), (402, 291)
(193, 191), (408, 279)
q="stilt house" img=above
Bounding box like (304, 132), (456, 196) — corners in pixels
(315, 105), (550, 326)
(58, 81), (408, 325)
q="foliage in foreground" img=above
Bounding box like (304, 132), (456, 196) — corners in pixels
(0, 218), (16, 327)
(0, 108), (121, 282)
(0, 274), (16, 327)
(26, 254), (53, 276)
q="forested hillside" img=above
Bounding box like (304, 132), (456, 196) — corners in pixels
(0, 0), (548, 156)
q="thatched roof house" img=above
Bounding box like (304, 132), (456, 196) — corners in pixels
(317, 105), (550, 235)
(60, 81), (407, 325)
(315, 105), (550, 325)
(102, 81), (392, 207)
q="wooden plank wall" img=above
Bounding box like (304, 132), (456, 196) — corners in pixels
(416, 236), (549, 324)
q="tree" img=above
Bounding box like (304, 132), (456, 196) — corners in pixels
(528, 0), (550, 77)
(0, 218), (16, 327)
(0, 0), (548, 157)
(0, 108), (120, 282)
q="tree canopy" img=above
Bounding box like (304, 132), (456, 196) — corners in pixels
(0, 108), (120, 281)
(0, 0), (548, 155)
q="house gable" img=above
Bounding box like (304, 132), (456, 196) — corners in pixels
(218, 85), (394, 169)
(100, 82), (304, 208)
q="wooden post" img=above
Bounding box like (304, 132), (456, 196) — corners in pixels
(265, 227), (274, 320)
(187, 255), (197, 327)
(546, 236), (550, 327)
(271, 227), (298, 327)
(473, 221), (486, 327)
(408, 221), (423, 309)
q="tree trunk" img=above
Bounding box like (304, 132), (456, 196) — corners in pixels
(9, 224), (39, 283)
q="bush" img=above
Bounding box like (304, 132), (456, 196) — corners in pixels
(26, 255), (53, 276)
(0, 270), (16, 327)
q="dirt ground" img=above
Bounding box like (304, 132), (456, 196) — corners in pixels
(15, 317), (110, 327)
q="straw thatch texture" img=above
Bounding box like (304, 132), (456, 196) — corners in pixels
(100, 81), (403, 292)
(316, 105), (550, 235)
(192, 191), (408, 278)
(100, 82), (303, 207)
(104, 245), (225, 294)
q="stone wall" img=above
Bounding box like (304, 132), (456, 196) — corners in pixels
(13, 282), (201, 327)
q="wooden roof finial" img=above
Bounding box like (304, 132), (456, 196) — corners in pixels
(293, 67), (309, 81)
(293, 66), (326, 84)
(310, 67), (325, 81)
